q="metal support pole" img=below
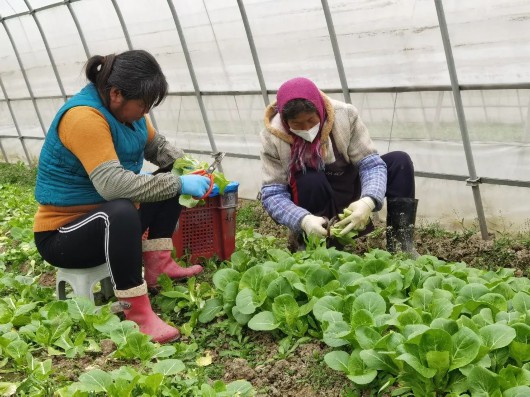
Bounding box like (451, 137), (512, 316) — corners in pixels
(2, 0), (81, 21)
(1, 19), (47, 136)
(237, 0), (269, 106)
(110, 0), (132, 51)
(66, 0), (91, 58)
(167, 0), (222, 171)
(515, 89), (524, 124)
(321, 0), (351, 104)
(0, 138), (7, 163)
(480, 90), (490, 123)
(23, 0), (66, 101)
(110, 0), (159, 131)
(435, 0), (489, 239)
(525, 94), (530, 143)
(0, 77), (31, 164)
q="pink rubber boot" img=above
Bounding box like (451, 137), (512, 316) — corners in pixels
(142, 238), (203, 288)
(114, 281), (179, 343)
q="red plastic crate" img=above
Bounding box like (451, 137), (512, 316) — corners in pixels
(172, 190), (238, 264)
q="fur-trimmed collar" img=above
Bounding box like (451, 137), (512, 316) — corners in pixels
(263, 91), (335, 146)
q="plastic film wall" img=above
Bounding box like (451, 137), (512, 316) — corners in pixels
(0, 0), (529, 233)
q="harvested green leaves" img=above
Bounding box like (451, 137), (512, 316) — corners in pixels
(329, 208), (359, 246)
(172, 155), (230, 208)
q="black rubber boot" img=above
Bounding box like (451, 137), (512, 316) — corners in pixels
(386, 198), (418, 256)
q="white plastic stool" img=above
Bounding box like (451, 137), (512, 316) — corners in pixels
(56, 263), (114, 302)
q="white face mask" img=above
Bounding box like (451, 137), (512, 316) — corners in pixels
(289, 123), (320, 142)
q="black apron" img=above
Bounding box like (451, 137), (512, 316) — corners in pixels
(292, 134), (374, 239)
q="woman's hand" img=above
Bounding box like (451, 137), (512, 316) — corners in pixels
(334, 197), (375, 235)
(180, 174), (211, 197)
(301, 214), (328, 237)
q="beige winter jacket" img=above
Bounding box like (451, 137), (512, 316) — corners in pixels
(259, 93), (378, 186)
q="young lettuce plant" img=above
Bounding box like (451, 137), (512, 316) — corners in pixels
(56, 364), (255, 397)
(154, 275), (219, 336)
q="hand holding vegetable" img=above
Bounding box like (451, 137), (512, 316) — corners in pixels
(301, 214), (328, 237)
(173, 155), (230, 208)
(334, 197), (375, 235)
(180, 174), (211, 197)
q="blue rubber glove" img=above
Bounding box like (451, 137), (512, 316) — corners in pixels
(180, 174), (211, 197)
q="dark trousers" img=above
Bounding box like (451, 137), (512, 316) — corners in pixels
(383, 151), (415, 199)
(34, 196), (181, 290)
(296, 151), (415, 220)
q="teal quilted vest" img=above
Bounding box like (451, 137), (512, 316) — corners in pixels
(35, 84), (148, 206)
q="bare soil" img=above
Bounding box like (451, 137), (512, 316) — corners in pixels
(220, 333), (349, 397)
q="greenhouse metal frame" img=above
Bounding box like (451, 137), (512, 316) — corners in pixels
(1, 0), (530, 237)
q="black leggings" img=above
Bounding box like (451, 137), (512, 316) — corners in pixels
(34, 196), (181, 290)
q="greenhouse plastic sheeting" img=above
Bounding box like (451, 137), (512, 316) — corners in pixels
(1, 0), (530, 232)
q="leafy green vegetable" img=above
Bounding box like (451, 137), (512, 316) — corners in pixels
(172, 155), (230, 208)
(329, 208), (359, 246)
(204, 232), (530, 395)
